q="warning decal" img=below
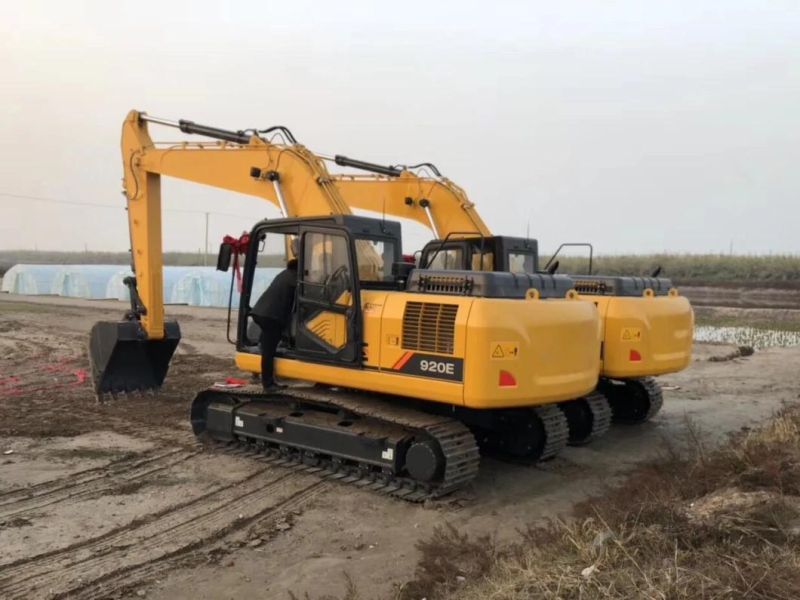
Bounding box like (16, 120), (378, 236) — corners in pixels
(490, 342), (520, 360)
(620, 327), (643, 342)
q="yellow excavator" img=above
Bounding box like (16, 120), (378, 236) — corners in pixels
(330, 171), (694, 435)
(89, 111), (604, 500)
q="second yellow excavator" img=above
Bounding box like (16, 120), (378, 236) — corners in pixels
(332, 171), (694, 443)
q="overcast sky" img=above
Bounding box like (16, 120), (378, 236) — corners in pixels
(1, 1), (798, 255)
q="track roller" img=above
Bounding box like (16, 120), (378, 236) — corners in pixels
(559, 392), (612, 446)
(533, 405), (570, 460)
(600, 377), (663, 425)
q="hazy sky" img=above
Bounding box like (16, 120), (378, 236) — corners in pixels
(1, 1), (798, 255)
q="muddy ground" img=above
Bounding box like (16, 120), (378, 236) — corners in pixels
(1, 294), (799, 599)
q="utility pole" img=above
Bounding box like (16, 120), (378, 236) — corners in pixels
(204, 212), (210, 266)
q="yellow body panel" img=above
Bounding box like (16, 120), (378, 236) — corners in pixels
(587, 294), (694, 379)
(461, 297), (600, 407)
(236, 291), (601, 410)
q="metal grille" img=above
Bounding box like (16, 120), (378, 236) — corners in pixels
(414, 275), (473, 295)
(402, 302), (458, 355)
(573, 279), (612, 296)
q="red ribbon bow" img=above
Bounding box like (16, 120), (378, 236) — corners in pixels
(222, 232), (250, 293)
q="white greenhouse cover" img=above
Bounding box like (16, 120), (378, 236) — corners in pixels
(2, 264), (281, 308)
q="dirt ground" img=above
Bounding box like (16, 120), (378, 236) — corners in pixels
(1, 294), (799, 599)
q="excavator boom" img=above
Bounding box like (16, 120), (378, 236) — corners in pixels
(90, 111), (356, 394)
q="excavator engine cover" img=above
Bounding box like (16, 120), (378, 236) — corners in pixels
(89, 321), (181, 394)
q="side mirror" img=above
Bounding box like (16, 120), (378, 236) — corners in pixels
(216, 242), (233, 272)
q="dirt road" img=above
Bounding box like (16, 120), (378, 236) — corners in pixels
(1, 295), (798, 599)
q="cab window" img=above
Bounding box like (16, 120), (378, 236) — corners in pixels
(427, 247), (464, 270)
(508, 252), (535, 274)
(470, 249), (494, 272)
(355, 238), (396, 282)
(302, 232), (351, 305)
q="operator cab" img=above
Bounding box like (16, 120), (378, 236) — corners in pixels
(419, 235), (539, 274)
(218, 215), (403, 369)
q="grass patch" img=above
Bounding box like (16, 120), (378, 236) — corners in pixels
(401, 411), (800, 600)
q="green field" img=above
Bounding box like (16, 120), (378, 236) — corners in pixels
(1, 250), (798, 285)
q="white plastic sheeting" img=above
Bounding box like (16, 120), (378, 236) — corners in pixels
(2, 264), (280, 308)
(2, 264), (55, 295)
(104, 269), (136, 301)
(169, 267), (281, 307)
(51, 265), (127, 298)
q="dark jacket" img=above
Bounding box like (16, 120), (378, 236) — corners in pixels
(251, 262), (297, 322)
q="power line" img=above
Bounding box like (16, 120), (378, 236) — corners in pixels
(0, 191), (258, 219)
(0, 192), (121, 209)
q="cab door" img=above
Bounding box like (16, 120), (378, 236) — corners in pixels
(294, 226), (362, 365)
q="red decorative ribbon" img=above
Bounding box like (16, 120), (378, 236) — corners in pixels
(222, 232), (250, 293)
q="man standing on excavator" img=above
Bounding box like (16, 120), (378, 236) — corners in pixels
(250, 255), (298, 390)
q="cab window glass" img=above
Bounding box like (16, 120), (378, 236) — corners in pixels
(470, 250), (494, 272)
(355, 238), (395, 281)
(302, 232), (350, 304)
(427, 248), (463, 270)
(508, 252), (535, 274)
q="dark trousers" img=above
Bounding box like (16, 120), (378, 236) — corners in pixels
(253, 316), (283, 388)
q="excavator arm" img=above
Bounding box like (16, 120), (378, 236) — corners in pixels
(331, 172), (490, 239)
(90, 110), (356, 394)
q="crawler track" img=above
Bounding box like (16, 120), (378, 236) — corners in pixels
(534, 404), (570, 460)
(560, 392), (612, 446)
(194, 386), (481, 501)
(601, 376), (664, 425)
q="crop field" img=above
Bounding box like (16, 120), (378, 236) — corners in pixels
(552, 253), (800, 285)
(694, 325), (800, 349)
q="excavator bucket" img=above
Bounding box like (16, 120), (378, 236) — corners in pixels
(89, 321), (181, 394)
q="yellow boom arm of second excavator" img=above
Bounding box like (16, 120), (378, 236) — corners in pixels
(332, 171), (490, 239)
(120, 110), (355, 340)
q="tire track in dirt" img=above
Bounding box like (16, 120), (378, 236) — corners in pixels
(0, 449), (198, 519)
(69, 481), (328, 600)
(0, 467), (328, 599)
(0, 448), (175, 502)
